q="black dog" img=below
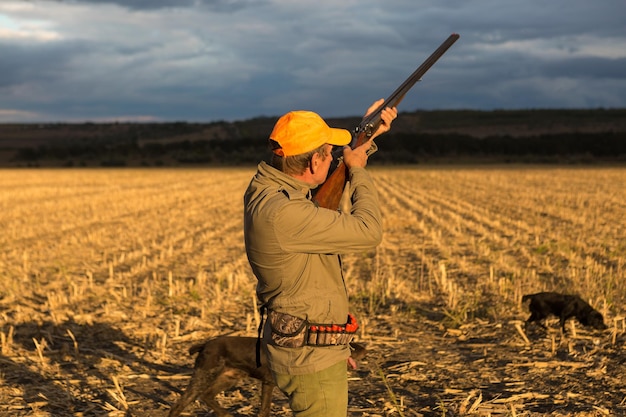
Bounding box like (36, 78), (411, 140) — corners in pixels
(522, 292), (607, 332)
(168, 336), (367, 417)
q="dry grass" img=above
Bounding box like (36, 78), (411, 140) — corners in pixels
(0, 166), (624, 416)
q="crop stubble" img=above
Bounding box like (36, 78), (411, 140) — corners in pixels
(0, 166), (624, 416)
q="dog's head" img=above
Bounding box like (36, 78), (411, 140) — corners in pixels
(347, 342), (367, 370)
(349, 342), (367, 360)
(581, 310), (607, 330)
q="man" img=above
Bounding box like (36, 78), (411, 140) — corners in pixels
(243, 99), (397, 416)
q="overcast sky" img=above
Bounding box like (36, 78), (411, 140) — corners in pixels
(1, 0), (625, 123)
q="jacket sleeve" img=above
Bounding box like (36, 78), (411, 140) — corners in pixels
(275, 167), (382, 254)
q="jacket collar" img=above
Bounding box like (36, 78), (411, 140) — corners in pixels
(257, 161), (314, 198)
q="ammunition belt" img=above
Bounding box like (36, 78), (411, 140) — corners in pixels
(268, 310), (359, 348)
(306, 313), (359, 346)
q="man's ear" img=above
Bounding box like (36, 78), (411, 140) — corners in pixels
(309, 153), (320, 173)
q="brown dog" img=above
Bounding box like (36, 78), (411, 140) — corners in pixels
(522, 292), (607, 332)
(168, 336), (366, 417)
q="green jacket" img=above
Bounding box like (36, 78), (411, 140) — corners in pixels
(243, 161), (382, 374)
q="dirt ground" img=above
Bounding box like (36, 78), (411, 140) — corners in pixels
(1, 294), (623, 417)
(1, 167), (625, 416)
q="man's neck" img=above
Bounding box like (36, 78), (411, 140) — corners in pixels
(291, 169), (317, 187)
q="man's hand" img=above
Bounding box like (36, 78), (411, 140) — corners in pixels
(365, 98), (398, 140)
(342, 138), (374, 169)
(343, 99), (398, 169)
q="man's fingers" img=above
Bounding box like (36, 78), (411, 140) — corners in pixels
(345, 137), (373, 152)
(342, 139), (372, 169)
(360, 137), (374, 151)
(364, 98), (385, 117)
(380, 107), (398, 126)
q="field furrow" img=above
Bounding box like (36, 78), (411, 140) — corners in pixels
(375, 171), (535, 293)
(1, 167), (624, 417)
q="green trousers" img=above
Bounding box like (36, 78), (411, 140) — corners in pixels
(273, 359), (348, 417)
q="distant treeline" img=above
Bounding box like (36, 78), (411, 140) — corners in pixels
(5, 109), (626, 166)
(13, 131), (626, 167)
(15, 135), (262, 166)
(374, 131), (626, 164)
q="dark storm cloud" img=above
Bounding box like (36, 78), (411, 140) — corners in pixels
(0, 40), (87, 87)
(0, 0), (624, 122)
(50, 0), (265, 11)
(541, 57), (626, 80)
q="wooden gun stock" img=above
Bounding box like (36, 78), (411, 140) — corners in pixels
(313, 33), (460, 210)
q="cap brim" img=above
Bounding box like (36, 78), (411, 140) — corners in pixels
(327, 128), (352, 147)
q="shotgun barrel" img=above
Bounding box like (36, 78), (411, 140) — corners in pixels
(313, 33), (460, 210)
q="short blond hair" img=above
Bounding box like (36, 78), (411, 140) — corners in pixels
(270, 140), (329, 176)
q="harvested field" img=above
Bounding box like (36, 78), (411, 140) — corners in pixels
(1, 166), (625, 417)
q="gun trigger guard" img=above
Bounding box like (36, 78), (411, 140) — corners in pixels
(366, 140), (378, 156)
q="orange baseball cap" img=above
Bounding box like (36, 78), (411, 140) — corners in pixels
(270, 111), (352, 156)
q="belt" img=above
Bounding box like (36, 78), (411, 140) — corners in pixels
(267, 310), (359, 348)
(306, 313), (359, 346)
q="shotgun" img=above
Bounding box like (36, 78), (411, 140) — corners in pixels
(312, 33), (460, 210)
